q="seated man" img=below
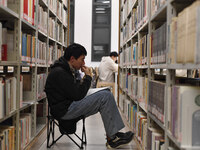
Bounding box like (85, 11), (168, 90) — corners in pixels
(45, 43), (133, 148)
(98, 51), (118, 83)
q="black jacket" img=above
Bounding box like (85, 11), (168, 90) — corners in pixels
(45, 56), (92, 119)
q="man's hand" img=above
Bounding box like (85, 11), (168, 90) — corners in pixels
(81, 66), (93, 77)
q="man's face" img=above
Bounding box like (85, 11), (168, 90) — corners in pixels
(71, 55), (85, 70)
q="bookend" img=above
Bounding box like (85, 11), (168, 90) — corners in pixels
(46, 106), (87, 149)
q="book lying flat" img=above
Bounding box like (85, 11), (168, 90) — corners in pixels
(86, 87), (110, 97)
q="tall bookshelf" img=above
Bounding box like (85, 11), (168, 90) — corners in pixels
(0, 0), (70, 149)
(119, 0), (200, 150)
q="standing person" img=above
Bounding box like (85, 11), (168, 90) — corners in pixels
(98, 52), (118, 82)
(45, 43), (133, 149)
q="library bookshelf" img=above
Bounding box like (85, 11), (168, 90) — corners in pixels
(119, 0), (200, 150)
(0, 0), (69, 149)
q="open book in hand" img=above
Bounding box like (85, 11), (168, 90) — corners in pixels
(86, 87), (110, 97)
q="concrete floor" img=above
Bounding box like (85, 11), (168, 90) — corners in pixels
(29, 113), (138, 150)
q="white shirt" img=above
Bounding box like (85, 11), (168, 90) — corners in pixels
(98, 56), (118, 82)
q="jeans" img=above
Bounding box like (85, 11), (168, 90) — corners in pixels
(61, 90), (125, 137)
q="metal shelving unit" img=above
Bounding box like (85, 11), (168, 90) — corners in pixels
(119, 0), (200, 150)
(0, 0), (70, 149)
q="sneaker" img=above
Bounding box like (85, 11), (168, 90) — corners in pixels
(106, 131), (134, 149)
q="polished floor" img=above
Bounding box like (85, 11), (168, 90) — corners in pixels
(29, 113), (138, 150)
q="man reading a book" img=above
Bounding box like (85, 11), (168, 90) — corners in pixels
(45, 43), (133, 149)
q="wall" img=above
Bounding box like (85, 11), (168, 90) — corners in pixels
(74, 0), (119, 67)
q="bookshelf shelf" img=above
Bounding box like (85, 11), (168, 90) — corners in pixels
(39, 0), (48, 8)
(57, 41), (62, 46)
(166, 130), (200, 150)
(0, 110), (17, 123)
(150, 64), (168, 69)
(138, 65), (148, 69)
(138, 102), (147, 113)
(150, 3), (167, 22)
(0, 61), (19, 66)
(166, 130), (181, 148)
(138, 21), (148, 33)
(22, 19), (36, 31)
(36, 124), (46, 135)
(19, 103), (34, 112)
(148, 112), (165, 130)
(0, 6), (19, 19)
(38, 30), (48, 39)
(49, 36), (56, 42)
(168, 64), (200, 69)
(49, 8), (56, 17)
(57, 17), (62, 24)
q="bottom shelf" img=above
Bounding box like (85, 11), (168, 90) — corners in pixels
(134, 136), (143, 150)
(36, 123), (46, 135)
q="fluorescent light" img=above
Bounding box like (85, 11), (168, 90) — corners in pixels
(102, 1), (110, 3)
(96, 11), (106, 13)
(96, 8), (105, 10)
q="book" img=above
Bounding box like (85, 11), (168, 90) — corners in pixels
(0, 77), (4, 119)
(0, 22), (2, 61)
(86, 87), (110, 97)
(171, 85), (200, 146)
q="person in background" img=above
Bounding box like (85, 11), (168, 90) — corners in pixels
(45, 43), (133, 149)
(98, 52), (118, 82)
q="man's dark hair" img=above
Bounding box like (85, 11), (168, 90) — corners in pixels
(110, 52), (118, 57)
(64, 43), (87, 61)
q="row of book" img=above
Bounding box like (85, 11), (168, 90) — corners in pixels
(169, 85), (200, 147)
(48, 45), (64, 65)
(121, 0), (149, 44)
(21, 0), (36, 25)
(38, 2), (68, 35)
(149, 80), (165, 124)
(56, 24), (62, 43)
(119, 96), (148, 150)
(0, 25), (14, 61)
(1, 0), (36, 26)
(136, 112), (147, 150)
(121, 74), (200, 147)
(0, 73), (48, 120)
(38, 5), (48, 34)
(23, 73), (48, 101)
(147, 127), (165, 150)
(120, 43), (138, 66)
(121, 94), (166, 150)
(122, 74), (165, 124)
(48, 17), (56, 40)
(0, 76), (17, 119)
(37, 73), (47, 100)
(21, 33), (36, 63)
(169, 1), (200, 64)
(0, 24), (58, 64)
(48, 45), (54, 65)
(22, 33), (47, 65)
(37, 40), (47, 65)
(150, 22), (167, 64)
(138, 34), (148, 65)
(120, 23), (167, 66)
(20, 113), (32, 150)
(57, 1), (62, 20)
(119, 73), (148, 110)
(0, 125), (15, 150)
(49, 0), (57, 15)
(151, 0), (166, 17)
